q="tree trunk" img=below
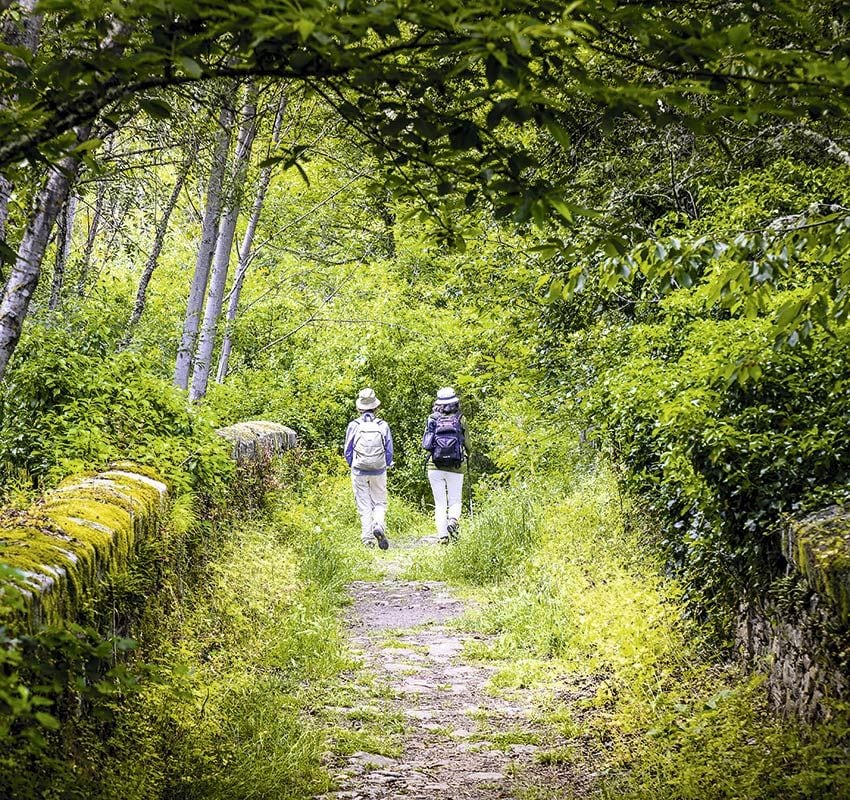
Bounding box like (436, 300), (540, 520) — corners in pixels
(48, 193), (77, 311)
(1, 0), (42, 51)
(97, 189), (132, 275)
(216, 91), (286, 384)
(0, 154), (80, 379)
(76, 180), (106, 295)
(121, 135), (198, 348)
(0, 175), (10, 245)
(0, 16), (126, 378)
(173, 99), (235, 390)
(189, 84), (258, 402)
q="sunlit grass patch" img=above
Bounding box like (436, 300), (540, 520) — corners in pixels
(403, 480), (555, 584)
(329, 727), (403, 758)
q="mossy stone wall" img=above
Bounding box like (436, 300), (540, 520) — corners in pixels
(737, 507), (850, 721)
(0, 468), (168, 628)
(0, 420), (299, 630)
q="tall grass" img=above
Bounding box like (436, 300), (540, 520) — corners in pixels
(407, 465), (850, 799)
(116, 472), (380, 800)
(407, 479), (555, 584)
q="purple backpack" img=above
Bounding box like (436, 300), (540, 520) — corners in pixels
(425, 412), (465, 468)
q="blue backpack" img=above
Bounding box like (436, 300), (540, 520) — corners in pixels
(425, 412), (465, 468)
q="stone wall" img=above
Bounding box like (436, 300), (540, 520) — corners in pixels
(0, 421), (298, 629)
(0, 466), (168, 627)
(737, 506), (850, 722)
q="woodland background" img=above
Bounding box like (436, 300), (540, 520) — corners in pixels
(1, 1), (849, 797)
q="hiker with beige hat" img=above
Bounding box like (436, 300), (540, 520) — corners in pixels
(343, 388), (394, 549)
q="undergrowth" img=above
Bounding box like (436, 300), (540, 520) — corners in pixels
(406, 465), (850, 799)
(134, 471), (376, 800)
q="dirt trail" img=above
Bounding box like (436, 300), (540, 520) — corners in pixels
(318, 543), (584, 799)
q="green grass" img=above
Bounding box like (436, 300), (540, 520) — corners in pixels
(397, 465), (850, 800)
(79, 464), (848, 800)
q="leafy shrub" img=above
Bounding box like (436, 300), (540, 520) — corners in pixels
(0, 323), (233, 498)
(556, 290), (850, 626)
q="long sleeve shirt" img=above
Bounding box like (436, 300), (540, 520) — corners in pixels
(344, 412), (394, 475)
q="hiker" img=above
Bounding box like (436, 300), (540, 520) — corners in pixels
(422, 387), (469, 544)
(344, 387), (394, 549)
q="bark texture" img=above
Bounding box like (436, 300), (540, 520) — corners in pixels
(216, 92), (286, 384)
(173, 100), (235, 390)
(0, 157), (79, 378)
(48, 194), (77, 311)
(189, 85), (258, 402)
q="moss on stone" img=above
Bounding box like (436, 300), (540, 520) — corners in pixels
(1, 466), (169, 629)
(784, 506), (850, 624)
(108, 461), (168, 488)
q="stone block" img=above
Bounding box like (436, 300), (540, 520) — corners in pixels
(783, 505), (850, 624)
(216, 420), (297, 463)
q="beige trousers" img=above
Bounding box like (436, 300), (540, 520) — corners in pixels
(351, 471), (388, 543)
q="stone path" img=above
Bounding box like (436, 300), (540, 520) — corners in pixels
(317, 573), (585, 799)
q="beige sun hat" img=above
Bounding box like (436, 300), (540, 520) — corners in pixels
(356, 387), (381, 411)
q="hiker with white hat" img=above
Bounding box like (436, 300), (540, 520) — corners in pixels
(421, 387), (469, 544)
(343, 387), (394, 549)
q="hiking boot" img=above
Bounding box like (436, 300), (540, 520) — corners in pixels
(363, 539), (376, 549)
(372, 524), (389, 550)
(447, 517), (459, 541)
(438, 534), (450, 545)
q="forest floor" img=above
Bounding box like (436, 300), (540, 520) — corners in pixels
(316, 535), (590, 800)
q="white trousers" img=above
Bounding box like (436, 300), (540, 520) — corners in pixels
(428, 470), (464, 538)
(351, 471), (388, 543)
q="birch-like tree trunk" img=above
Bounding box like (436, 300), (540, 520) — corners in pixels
(121, 136), (198, 348)
(0, 17), (125, 379)
(48, 193), (77, 310)
(76, 181), (106, 294)
(173, 100), (235, 390)
(0, 153), (80, 378)
(189, 84), (258, 402)
(216, 92), (286, 384)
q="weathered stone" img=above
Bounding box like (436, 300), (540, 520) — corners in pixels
(469, 771), (505, 782)
(349, 752), (398, 770)
(784, 505), (850, 623)
(404, 709), (435, 720)
(216, 420), (297, 464)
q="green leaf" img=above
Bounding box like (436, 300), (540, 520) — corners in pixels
(544, 118), (571, 150)
(34, 712), (60, 730)
(549, 199), (573, 223)
(296, 18), (316, 41)
(773, 298), (803, 331)
(71, 138), (103, 154)
(139, 98), (173, 120)
(175, 56), (203, 78)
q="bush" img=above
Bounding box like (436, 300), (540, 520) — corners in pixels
(0, 323), (233, 498)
